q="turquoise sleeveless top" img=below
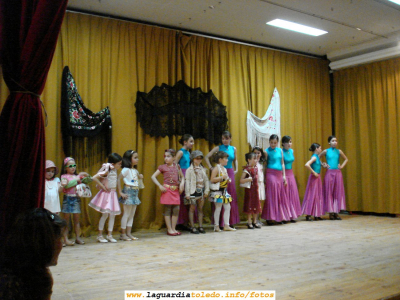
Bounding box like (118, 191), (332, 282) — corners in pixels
(326, 148), (340, 170)
(265, 147), (283, 171)
(311, 154), (321, 174)
(178, 148), (190, 169)
(283, 148), (294, 170)
(219, 145), (235, 169)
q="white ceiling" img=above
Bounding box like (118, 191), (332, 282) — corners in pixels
(67, 0), (400, 63)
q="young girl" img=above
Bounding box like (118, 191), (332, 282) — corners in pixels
(252, 146), (265, 226)
(261, 135), (291, 225)
(205, 131), (240, 228)
(175, 134), (194, 229)
(319, 135), (348, 220)
(240, 152), (262, 229)
(45, 160), (62, 214)
(89, 153), (123, 243)
(151, 149), (185, 236)
(61, 157), (91, 246)
(118, 150), (143, 241)
(209, 151), (236, 232)
(302, 143), (324, 221)
(282, 136), (302, 222)
(184, 150), (209, 234)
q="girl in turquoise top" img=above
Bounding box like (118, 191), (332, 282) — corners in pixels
(205, 131), (240, 228)
(282, 136), (301, 222)
(302, 143), (324, 221)
(175, 134), (194, 228)
(319, 136), (348, 220)
(261, 134), (291, 225)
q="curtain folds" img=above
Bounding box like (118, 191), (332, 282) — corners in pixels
(334, 58), (400, 214)
(0, 12), (332, 231)
(0, 0), (68, 236)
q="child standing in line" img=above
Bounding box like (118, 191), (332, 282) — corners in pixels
(302, 143), (324, 221)
(282, 136), (302, 222)
(240, 152), (262, 229)
(119, 150), (144, 241)
(45, 160), (62, 214)
(89, 153), (123, 243)
(319, 136), (348, 220)
(151, 149), (185, 236)
(252, 146), (265, 226)
(209, 151), (236, 232)
(184, 150), (209, 234)
(175, 134), (194, 230)
(61, 157), (92, 246)
(205, 131), (240, 229)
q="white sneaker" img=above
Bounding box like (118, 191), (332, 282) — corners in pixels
(97, 235), (108, 243)
(106, 235), (117, 243)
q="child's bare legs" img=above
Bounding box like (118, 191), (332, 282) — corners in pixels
(164, 205), (174, 234)
(73, 213), (84, 244)
(197, 199), (204, 228)
(63, 213), (74, 245)
(171, 205), (179, 234)
(189, 204), (196, 228)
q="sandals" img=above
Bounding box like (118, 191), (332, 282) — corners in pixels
(75, 238), (85, 245)
(198, 227), (206, 234)
(120, 234), (132, 241)
(64, 239), (75, 246)
(252, 223), (261, 229)
(127, 234), (139, 240)
(214, 225), (221, 232)
(190, 227), (199, 234)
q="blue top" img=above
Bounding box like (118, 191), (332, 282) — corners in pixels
(326, 147), (340, 170)
(265, 147), (283, 171)
(283, 148), (295, 170)
(311, 154), (321, 174)
(219, 144), (235, 169)
(178, 148), (190, 169)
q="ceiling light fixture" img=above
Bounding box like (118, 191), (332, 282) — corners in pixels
(266, 19), (328, 36)
(388, 0), (400, 5)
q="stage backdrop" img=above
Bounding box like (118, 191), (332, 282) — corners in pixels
(0, 12), (331, 232)
(334, 57), (400, 214)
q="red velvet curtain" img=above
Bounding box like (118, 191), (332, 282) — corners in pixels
(0, 0), (68, 237)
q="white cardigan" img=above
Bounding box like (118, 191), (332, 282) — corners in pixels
(184, 165), (210, 196)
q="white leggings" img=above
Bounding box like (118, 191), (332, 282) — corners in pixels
(121, 204), (137, 229)
(99, 213), (115, 232)
(214, 203), (231, 226)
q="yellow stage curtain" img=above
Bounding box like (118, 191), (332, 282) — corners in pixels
(0, 12), (332, 232)
(334, 58), (400, 214)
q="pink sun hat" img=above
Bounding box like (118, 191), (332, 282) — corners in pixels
(46, 160), (59, 176)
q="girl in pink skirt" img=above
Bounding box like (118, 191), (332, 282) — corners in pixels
(282, 136), (302, 222)
(261, 134), (291, 225)
(302, 143), (324, 221)
(252, 146), (265, 227)
(89, 153), (123, 243)
(151, 149), (185, 236)
(205, 131), (240, 229)
(240, 152), (261, 229)
(319, 135), (348, 220)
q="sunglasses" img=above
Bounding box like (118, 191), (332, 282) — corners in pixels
(66, 164), (76, 168)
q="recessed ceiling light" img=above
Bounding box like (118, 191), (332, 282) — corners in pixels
(266, 19), (328, 36)
(388, 0), (400, 5)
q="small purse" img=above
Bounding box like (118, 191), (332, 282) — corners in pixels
(138, 178), (145, 189)
(240, 170), (251, 189)
(76, 183), (92, 198)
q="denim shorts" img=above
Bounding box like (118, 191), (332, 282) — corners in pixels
(61, 195), (81, 213)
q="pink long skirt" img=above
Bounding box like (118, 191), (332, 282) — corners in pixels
(211, 168), (240, 226)
(285, 169), (302, 219)
(89, 189), (121, 215)
(323, 169), (346, 213)
(301, 174), (324, 217)
(261, 169), (291, 222)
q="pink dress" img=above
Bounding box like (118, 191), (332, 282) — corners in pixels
(89, 163), (121, 215)
(158, 164), (180, 205)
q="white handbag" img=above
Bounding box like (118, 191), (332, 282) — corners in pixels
(76, 183), (92, 198)
(240, 170), (251, 189)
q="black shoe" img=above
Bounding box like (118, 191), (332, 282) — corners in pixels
(290, 220), (297, 223)
(253, 223), (261, 229)
(282, 221), (288, 224)
(306, 216), (313, 221)
(247, 223), (254, 229)
(229, 225), (236, 229)
(329, 213), (335, 220)
(266, 220), (275, 226)
(334, 214), (342, 220)
(198, 227), (206, 234)
(190, 227), (199, 234)
(219, 226), (224, 231)
(317, 217), (323, 221)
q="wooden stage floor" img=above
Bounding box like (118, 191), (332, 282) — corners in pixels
(51, 215), (400, 300)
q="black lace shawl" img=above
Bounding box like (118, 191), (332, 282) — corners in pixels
(135, 80), (228, 145)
